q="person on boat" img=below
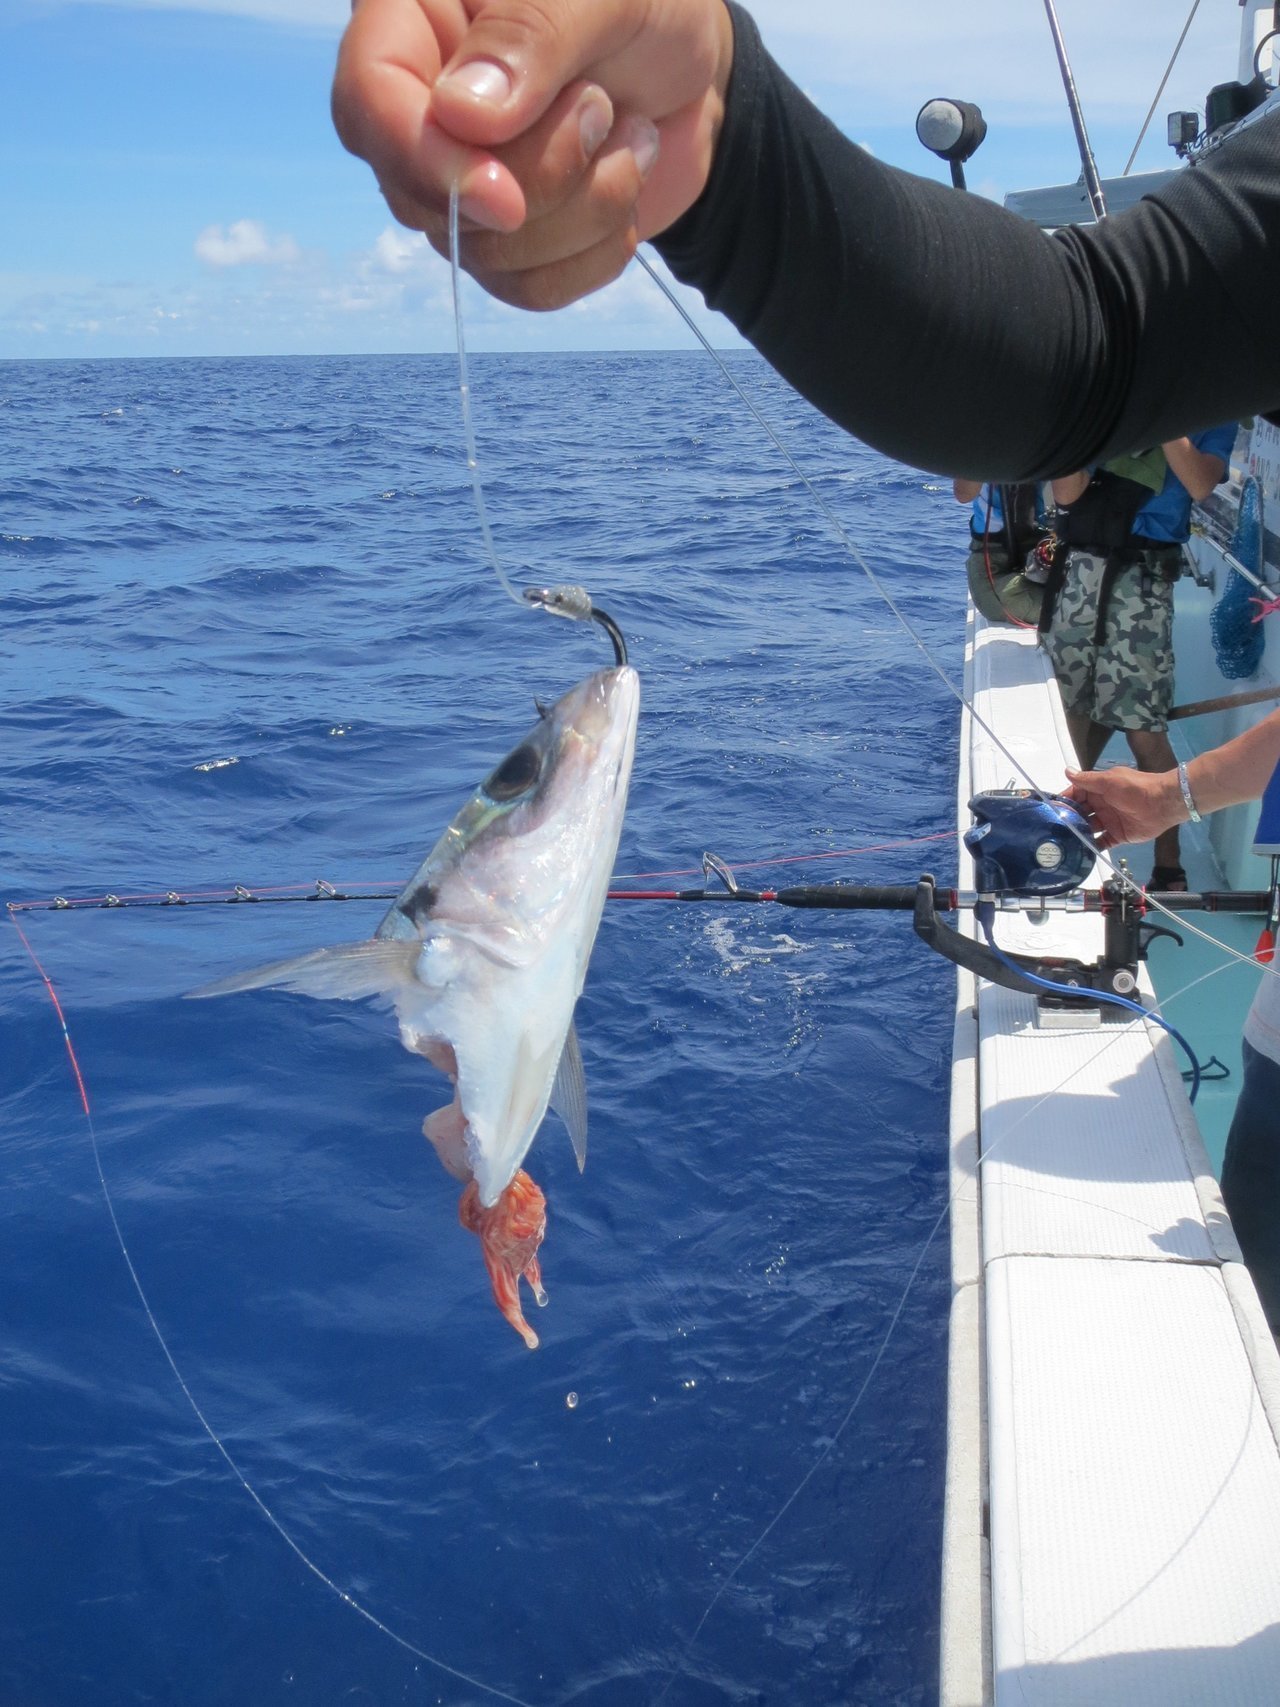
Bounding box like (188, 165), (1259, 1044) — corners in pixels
(1064, 717), (1280, 1335)
(330, 2), (1280, 473)
(951, 479), (1054, 628)
(1039, 431), (1236, 889)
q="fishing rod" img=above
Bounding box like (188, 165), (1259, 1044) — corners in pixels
(1041, 0), (1108, 220)
(12, 793), (1270, 1029)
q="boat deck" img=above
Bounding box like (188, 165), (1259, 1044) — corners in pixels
(942, 612), (1280, 1706)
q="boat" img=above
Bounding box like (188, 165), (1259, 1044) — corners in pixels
(925, 8), (1280, 1700)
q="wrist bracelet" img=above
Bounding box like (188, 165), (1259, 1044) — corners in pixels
(1177, 761), (1202, 823)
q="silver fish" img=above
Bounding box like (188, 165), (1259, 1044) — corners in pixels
(189, 664), (639, 1344)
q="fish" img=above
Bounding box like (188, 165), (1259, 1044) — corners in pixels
(189, 663), (640, 1347)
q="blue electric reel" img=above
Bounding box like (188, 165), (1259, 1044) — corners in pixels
(963, 789), (1097, 896)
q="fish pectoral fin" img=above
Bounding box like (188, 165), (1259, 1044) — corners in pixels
(549, 1020), (589, 1174)
(185, 940), (418, 1003)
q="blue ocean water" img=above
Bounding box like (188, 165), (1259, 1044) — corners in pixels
(0, 351), (966, 1707)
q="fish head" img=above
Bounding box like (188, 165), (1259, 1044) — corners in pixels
(379, 664), (640, 955)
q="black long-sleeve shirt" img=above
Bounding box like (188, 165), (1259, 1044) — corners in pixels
(654, 4), (1280, 482)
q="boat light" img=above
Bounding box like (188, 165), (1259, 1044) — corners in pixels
(915, 98), (987, 190)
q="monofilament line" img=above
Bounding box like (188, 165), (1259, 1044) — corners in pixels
(633, 247), (1280, 988)
(633, 252), (1022, 784)
(450, 183), (525, 609)
(8, 911), (538, 1707)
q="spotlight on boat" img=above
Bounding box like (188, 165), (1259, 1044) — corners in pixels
(915, 97), (987, 190)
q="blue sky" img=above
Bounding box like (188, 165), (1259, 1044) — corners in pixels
(0, 0), (1259, 359)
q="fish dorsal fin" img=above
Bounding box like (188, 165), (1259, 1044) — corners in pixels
(186, 939), (418, 1004)
(550, 1020), (588, 1173)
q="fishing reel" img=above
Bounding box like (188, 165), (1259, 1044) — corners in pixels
(963, 788), (1095, 897)
(918, 788), (1176, 1024)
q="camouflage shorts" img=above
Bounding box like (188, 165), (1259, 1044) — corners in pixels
(1044, 547), (1175, 731)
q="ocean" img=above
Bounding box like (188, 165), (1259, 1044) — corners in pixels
(1, 350), (967, 1706)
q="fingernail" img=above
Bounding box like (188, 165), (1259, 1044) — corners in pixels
(579, 88), (613, 160)
(618, 115), (660, 180)
(459, 162), (510, 231)
(459, 196), (506, 231)
(440, 59), (513, 105)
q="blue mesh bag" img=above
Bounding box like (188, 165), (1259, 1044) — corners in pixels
(1210, 474), (1266, 679)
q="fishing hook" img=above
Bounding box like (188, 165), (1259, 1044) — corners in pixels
(521, 584), (629, 666)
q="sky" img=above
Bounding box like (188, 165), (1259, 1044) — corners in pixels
(0, 0), (1259, 359)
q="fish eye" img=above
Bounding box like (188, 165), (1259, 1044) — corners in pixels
(483, 743), (542, 802)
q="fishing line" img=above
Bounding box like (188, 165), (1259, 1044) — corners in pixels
(1050, 1381), (1258, 1664)
(449, 184), (630, 662)
(1122, 0), (1203, 177)
(12, 884), (1243, 1705)
(633, 253), (1035, 793)
(450, 185), (524, 610)
(652, 946), (1256, 1698)
(633, 248), (1280, 991)
(10, 196), (1266, 1707)
(612, 829), (955, 881)
(7, 910), (539, 1707)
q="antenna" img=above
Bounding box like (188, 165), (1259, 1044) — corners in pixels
(1041, 0), (1108, 220)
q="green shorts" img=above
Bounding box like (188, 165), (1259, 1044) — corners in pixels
(1044, 547), (1176, 732)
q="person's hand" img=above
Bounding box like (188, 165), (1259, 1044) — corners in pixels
(331, 0), (734, 310)
(1062, 764), (1184, 849)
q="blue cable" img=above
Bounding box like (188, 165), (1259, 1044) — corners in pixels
(975, 902), (1203, 1104)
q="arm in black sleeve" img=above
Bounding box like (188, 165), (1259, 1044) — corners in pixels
(653, 3), (1280, 482)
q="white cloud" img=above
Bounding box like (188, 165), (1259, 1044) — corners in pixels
(370, 226), (431, 277)
(195, 219), (301, 268)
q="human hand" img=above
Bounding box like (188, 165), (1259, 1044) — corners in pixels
(332, 0), (734, 310)
(1062, 764), (1183, 850)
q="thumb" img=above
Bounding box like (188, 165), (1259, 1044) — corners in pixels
(432, 0), (647, 146)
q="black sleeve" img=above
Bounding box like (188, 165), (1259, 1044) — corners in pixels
(653, 3), (1280, 482)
